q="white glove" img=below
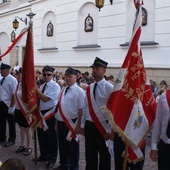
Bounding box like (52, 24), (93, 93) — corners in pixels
(8, 107), (15, 114)
(106, 140), (114, 156)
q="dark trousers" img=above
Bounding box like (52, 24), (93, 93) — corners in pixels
(114, 133), (145, 170)
(0, 101), (16, 142)
(58, 120), (79, 170)
(158, 140), (170, 170)
(37, 111), (58, 163)
(84, 121), (111, 170)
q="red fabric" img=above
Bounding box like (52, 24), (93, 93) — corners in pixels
(107, 3), (156, 162)
(86, 86), (106, 137)
(166, 90), (170, 108)
(128, 140), (146, 161)
(22, 27), (41, 129)
(0, 48), (2, 61)
(0, 28), (28, 59)
(44, 112), (55, 121)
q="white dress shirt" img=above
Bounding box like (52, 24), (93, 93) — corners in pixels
(0, 74), (17, 107)
(151, 91), (170, 150)
(56, 83), (85, 121)
(39, 79), (60, 110)
(82, 78), (114, 128)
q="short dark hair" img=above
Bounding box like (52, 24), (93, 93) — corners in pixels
(0, 158), (26, 170)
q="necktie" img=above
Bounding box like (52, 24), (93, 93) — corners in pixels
(0, 77), (5, 86)
(93, 83), (98, 99)
(41, 83), (47, 93)
(65, 86), (69, 95)
(166, 119), (170, 138)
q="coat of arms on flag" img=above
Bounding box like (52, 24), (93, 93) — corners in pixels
(104, 0), (156, 164)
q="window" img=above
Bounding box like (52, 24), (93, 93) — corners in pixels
(75, 2), (99, 48)
(125, 1), (156, 43)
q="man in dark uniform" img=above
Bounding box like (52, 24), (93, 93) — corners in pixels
(0, 63), (17, 147)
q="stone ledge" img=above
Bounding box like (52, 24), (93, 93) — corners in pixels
(37, 47), (58, 52)
(120, 41), (159, 47)
(73, 44), (101, 49)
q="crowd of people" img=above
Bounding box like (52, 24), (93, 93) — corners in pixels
(0, 57), (170, 170)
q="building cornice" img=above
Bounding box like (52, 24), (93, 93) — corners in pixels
(0, 5), (31, 17)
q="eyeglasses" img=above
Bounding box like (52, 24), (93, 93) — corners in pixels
(43, 73), (52, 77)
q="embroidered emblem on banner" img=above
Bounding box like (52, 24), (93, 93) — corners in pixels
(133, 110), (143, 130)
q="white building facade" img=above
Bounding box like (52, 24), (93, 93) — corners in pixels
(0, 0), (170, 84)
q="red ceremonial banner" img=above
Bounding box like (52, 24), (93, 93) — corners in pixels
(106, 2), (156, 163)
(22, 27), (41, 129)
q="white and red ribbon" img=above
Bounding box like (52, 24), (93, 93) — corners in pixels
(0, 27), (28, 58)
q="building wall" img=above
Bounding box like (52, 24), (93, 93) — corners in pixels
(0, 0), (170, 85)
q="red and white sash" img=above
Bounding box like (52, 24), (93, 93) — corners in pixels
(40, 107), (55, 131)
(58, 88), (79, 141)
(86, 84), (109, 137)
(15, 83), (32, 124)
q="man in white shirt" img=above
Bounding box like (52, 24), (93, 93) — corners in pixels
(150, 90), (170, 170)
(83, 57), (114, 170)
(0, 63), (17, 147)
(55, 67), (85, 170)
(36, 65), (60, 169)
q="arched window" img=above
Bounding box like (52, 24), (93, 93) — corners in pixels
(74, 2), (99, 48)
(39, 11), (57, 50)
(125, 1), (155, 43)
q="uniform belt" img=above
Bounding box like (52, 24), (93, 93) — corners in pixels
(58, 118), (77, 123)
(160, 139), (170, 146)
(86, 120), (108, 124)
(86, 120), (94, 124)
(41, 108), (53, 115)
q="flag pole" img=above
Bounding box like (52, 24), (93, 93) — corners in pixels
(122, 144), (128, 170)
(34, 130), (38, 165)
(29, 26), (38, 165)
(26, 11), (37, 165)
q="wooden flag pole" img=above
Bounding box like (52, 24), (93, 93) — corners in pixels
(34, 130), (37, 165)
(122, 144), (128, 170)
